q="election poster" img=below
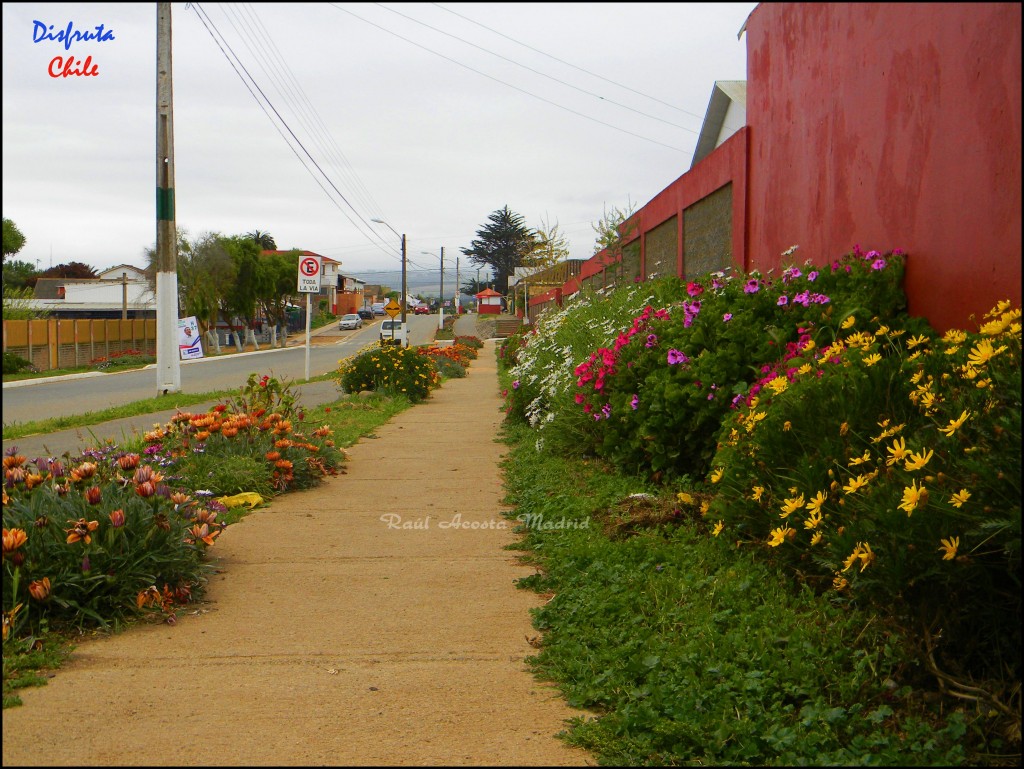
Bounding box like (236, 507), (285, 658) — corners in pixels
(178, 316), (204, 360)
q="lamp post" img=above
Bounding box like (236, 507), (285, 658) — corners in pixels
(420, 248), (445, 330)
(371, 219), (406, 326)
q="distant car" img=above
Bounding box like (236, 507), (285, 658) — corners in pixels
(371, 302), (386, 316)
(413, 304), (430, 315)
(338, 313), (363, 330)
(357, 308), (373, 320)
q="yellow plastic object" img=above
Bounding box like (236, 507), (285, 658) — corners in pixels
(216, 492), (265, 509)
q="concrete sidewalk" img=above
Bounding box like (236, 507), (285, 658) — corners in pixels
(1, 339), (591, 766)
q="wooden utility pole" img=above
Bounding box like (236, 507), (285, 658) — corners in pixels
(121, 272), (128, 320)
(155, 2), (181, 394)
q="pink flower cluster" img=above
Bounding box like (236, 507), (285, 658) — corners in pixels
(574, 305), (670, 418)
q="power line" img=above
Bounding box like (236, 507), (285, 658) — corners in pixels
(431, 2), (710, 123)
(374, 2), (700, 136)
(190, 4), (403, 263)
(328, 3), (691, 155)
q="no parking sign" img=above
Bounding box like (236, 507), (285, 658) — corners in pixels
(296, 256), (322, 293)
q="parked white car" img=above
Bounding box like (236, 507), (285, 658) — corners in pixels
(338, 313), (363, 330)
(379, 319), (409, 346)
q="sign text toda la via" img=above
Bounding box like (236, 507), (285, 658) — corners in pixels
(297, 256), (322, 293)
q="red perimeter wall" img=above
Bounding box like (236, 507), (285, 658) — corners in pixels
(745, 3), (1022, 332)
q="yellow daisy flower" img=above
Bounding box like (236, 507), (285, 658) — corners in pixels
(949, 489), (971, 508)
(712, 521), (724, 537)
(842, 474), (869, 495)
(938, 410), (970, 437)
(710, 467), (724, 484)
(751, 486), (765, 501)
(780, 494), (805, 518)
(938, 536), (959, 561)
(898, 480), (928, 516)
(904, 448), (934, 472)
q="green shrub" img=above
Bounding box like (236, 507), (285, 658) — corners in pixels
(2, 351), (33, 375)
(578, 248), (909, 481)
(337, 343), (438, 403)
(430, 356), (466, 379)
(707, 301), (1022, 683)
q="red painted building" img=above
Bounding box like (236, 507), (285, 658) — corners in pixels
(547, 3), (1021, 333)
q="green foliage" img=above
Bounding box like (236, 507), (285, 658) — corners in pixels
(172, 453), (273, 499)
(575, 249), (909, 481)
(3, 351), (34, 375)
(2, 217), (27, 258)
(337, 343), (439, 403)
(3, 452), (215, 635)
(2, 286), (47, 321)
(708, 302), (1022, 683)
(223, 372), (301, 421)
(461, 205), (539, 295)
(501, 423), (993, 765)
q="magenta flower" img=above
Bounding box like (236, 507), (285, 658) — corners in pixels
(777, 295), (789, 306)
(645, 334), (658, 348)
(807, 270), (819, 282)
(871, 258), (887, 270)
(722, 313), (733, 322)
(631, 394), (639, 410)
(512, 380), (520, 389)
(686, 281), (704, 297)
(744, 279), (760, 294)
(667, 349), (689, 365)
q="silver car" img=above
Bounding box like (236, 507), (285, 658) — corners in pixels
(338, 313), (363, 330)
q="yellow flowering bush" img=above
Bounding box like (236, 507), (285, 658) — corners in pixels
(337, 343), (439, 403)
(707, 302), (1021, 681)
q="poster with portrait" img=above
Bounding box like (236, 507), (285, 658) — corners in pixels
(178, 316), (204, 360)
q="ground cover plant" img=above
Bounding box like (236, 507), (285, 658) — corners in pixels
(501, 422), (977, 765)
(498, 247), (1021, 762)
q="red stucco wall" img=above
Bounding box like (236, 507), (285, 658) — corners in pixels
(745, 3), (1022, 332)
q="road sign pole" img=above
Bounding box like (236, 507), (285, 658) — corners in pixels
(305, 292), (312, 381)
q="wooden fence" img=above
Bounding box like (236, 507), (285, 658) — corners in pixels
(2, 318), (158, 371)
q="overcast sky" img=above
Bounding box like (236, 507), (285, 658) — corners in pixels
(2, 2), (756, 290)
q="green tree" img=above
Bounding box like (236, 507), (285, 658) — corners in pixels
(2, 218), (27, 260)
(221, 236), (269, 351)
(259, 249), (300, 347)
(245, 230), (277, 251)
(2, 259), (40, 290)
(460, 206), (539, 296)
(178, 232), (236, 353)
(2, 286), (48, 320)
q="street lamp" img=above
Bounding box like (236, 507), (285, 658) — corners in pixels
(371, 218), (407, 325)
(420, 248), (445, 330)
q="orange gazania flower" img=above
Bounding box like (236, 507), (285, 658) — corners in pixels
(274, 439), (293, 449)
(28, 577), (51, 601)
(184, 523), (220, 546)
(118, 453), (141, 471)
(84, 486), (103, 505)
(265, 451), (281, 462)
(222, 427), (238, 438)
(65, 518), (99, 544)
(109, 508), (126, 528)
(3, 528), (28, 558)
(274, 459), (294, 471)
(195, 431), (211, 441)
(2, 455), (27, 470)
(24, 473), (46, 491)
(69, 462), (98, 482)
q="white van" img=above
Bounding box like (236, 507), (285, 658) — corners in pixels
(379, 320), (409, 347)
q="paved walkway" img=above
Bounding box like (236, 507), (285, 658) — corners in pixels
(2, 335), (591, 766)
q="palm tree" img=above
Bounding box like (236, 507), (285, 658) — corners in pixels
(246, 230), (277, 251)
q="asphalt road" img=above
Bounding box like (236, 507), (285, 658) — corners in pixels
(2, 314), (442, 426)
(1, 313), (457, 459)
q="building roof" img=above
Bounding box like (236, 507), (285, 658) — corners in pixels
(474, 288), (503, 298)
(691, 80), (747, 168)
